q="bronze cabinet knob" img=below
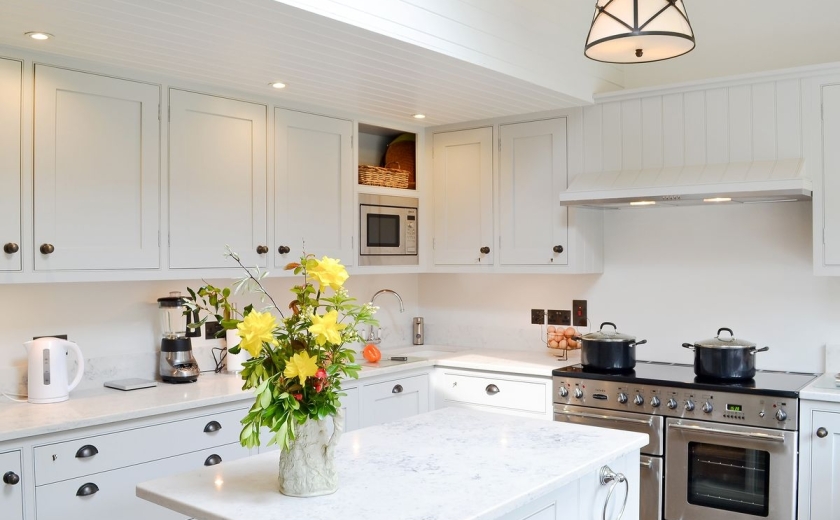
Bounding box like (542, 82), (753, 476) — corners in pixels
(278, 245), (291, 254)
(3, 243), (18, 254)
(256, 245), (269, 254)
(40, 243), (55, 255)
(553, 245), (564, 253)
(480, 246), (490, 254)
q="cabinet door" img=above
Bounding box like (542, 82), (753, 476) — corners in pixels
(361, 374), (429, 427)
(275, 109), (353, 266)
(33, 65), (160, 270)
(823, 84), (840, 266)
(0, 450), (23, 520)
(433, 127), (494, 265)
(808, 411), (840, 519)
(0, 58), (21, 272)
(169, 89), (267, 269)
(499, 118), (568, 266)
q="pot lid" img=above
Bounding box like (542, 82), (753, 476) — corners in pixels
(580, 322), (637, 343)
(158, 291), (187, 307)
(694, 328), (757, 349)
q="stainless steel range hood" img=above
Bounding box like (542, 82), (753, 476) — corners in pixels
(559, 158), (811, 209)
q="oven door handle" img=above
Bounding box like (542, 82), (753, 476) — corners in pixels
(555, 410), (653, 426)
(669, 423), (786, 443)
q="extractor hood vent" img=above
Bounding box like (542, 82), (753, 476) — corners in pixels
(559, 158), (811, 209)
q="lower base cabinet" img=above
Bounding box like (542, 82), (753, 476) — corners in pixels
(434, 368), (552, 420)
(360, 373), (430, 427)
(1, 449), (24, 520)
(798, 399), (840, 520)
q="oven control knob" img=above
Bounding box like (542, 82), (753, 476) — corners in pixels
(573, 388), (584, 399)
(684, 400), (695, 412)
(667, 398), (678, 409)
(617, 393), (628, 404)
(633, 394), (644, 406)
(558, 386), (568, 398)
(650, 396), (661, 407)
(775, 409), (788, 422)
(702, 402), (713, 414)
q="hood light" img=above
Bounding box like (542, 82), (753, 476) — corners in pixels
(703, 197), (732, 203)
(25, 32), (53, 41)
(630, 201), (656, 206)
(413, 114), (426, 119)
(269, 82), (286, 89)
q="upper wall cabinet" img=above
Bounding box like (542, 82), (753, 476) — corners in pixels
(499, 118), (568, 266)
(805, 75), (840, 275)
(169, 90), (267, 269)
(432, 127), (494, 266)
(274, 109), (353, 266)
(33, 65), (160, 271)
(0, 58), (21, 272)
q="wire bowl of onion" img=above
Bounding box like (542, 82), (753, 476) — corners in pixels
(546, 326), (580, 352)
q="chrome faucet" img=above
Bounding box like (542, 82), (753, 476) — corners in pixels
(367, 289), (405, 344)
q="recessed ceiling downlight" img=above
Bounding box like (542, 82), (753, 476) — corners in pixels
(413, 114), (426, 119)
(269, 82), (286, 89)
(25, 32), (53, 41)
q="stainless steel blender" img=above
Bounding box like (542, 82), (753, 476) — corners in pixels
(157, 291), (201, 383)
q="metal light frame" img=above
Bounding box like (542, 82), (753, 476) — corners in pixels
(585, 0), (695, 64)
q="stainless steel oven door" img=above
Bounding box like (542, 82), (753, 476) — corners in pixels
(553, 404), (663, 455)
(665, 418), (797, 520)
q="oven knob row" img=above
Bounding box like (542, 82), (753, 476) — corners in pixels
(702, 402), (713, 414)
(650, 396), (661, 408)
(617, 393), (628, 404)
(775, 409), (787, 422)
(684, 400), (695, 412)
(633, 394), (644, 406)
(573, 388), (584, 399)
(558, 387), (568, 398)
(667, 398), (678, 410)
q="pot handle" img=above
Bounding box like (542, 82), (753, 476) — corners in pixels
(716, 327), (735, 340)
(681, 343), (697, 350)
(631, 339), (647, 348)
(750, 346), (770, 355)
(599, 322), (617, 332)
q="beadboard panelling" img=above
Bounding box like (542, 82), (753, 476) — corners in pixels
(583, 79), (804, 173)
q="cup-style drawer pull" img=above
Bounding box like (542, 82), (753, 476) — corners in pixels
(3, 243), (18, 254)
(75, 445), (99, 458)
(817, 427), (829, 438)
(76, 482), (99, 496)
(204, 420), (222, 433)
(485, 384), (500, 395)
(3, 471), (20, 485)
(40, 243), (55, 255)
(256, 245), (269, 254)
(392, 384), (403, 394)
(204, 454), (222, 466)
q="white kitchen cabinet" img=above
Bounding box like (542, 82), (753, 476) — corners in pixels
(0, 58), (21, 272)
(499, 118), (568, 266)
(808, 78), (840, 274)
(274, 109), (353, 266)
(1, 449), (23, 520)
(361, 373), (430, 427)
(169, 89), (268, 269)
(432, 127), (494, 266)
(798, 400), (840, 520)
(33, 65), (161, 271)
(435, 368), (552, 420)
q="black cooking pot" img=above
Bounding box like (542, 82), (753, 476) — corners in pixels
(682, 327), (770, 381)
(577, 322), (647, 372)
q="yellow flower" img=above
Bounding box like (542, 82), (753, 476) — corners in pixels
(308, 256), (349, 291)
(308, 309), (347, 346)
(283, 351), (319, 383)
(236, 311), (279, 357)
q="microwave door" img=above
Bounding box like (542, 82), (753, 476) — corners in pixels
(361, 205), (405, 256)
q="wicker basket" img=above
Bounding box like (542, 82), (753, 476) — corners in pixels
(384, 139), (416, 189)
(358, 163), (410, 189)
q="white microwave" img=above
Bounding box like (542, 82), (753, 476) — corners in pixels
(359, 194), (418, 266)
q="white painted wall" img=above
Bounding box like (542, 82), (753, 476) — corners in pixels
(418, 202), (840, 374)
(0, 273), (419, 395)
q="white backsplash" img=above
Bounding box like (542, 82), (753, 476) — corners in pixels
(826, 345), (840, 373)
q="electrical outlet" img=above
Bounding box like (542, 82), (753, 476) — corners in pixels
(204, 321), (223, 340)
(572, 300), (588, 327)
(530, 309), (546, 325)
(547, 310), (571, 326)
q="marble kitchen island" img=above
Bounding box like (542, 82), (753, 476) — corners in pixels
(137, 407), (646, 520)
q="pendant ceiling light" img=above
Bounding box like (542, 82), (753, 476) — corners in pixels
(585, 0), (695, 64)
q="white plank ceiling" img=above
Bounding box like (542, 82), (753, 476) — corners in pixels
(0, 0), (598, 126)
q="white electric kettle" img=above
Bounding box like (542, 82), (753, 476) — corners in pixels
(24, 337), (85, 404)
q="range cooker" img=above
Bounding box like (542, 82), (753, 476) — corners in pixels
(552, 361), (819, 520)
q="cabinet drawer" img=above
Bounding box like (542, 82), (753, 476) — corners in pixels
(1, 449), (24, 520)
(35, 443), (246, 520)
(34, 407), (246, 485)
(442, 372), (547, 414)
(361, 374), (430, 427)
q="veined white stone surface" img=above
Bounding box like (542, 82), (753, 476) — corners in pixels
(137, 407), (646, 520)
(801, 373), (840, 403)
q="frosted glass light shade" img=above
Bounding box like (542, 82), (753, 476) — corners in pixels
(585, 0), (695, 63)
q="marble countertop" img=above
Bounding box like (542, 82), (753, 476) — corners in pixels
(800, 372), (840, 403)
(0, 346), (579, 443)
(137, 407), (647, 520)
